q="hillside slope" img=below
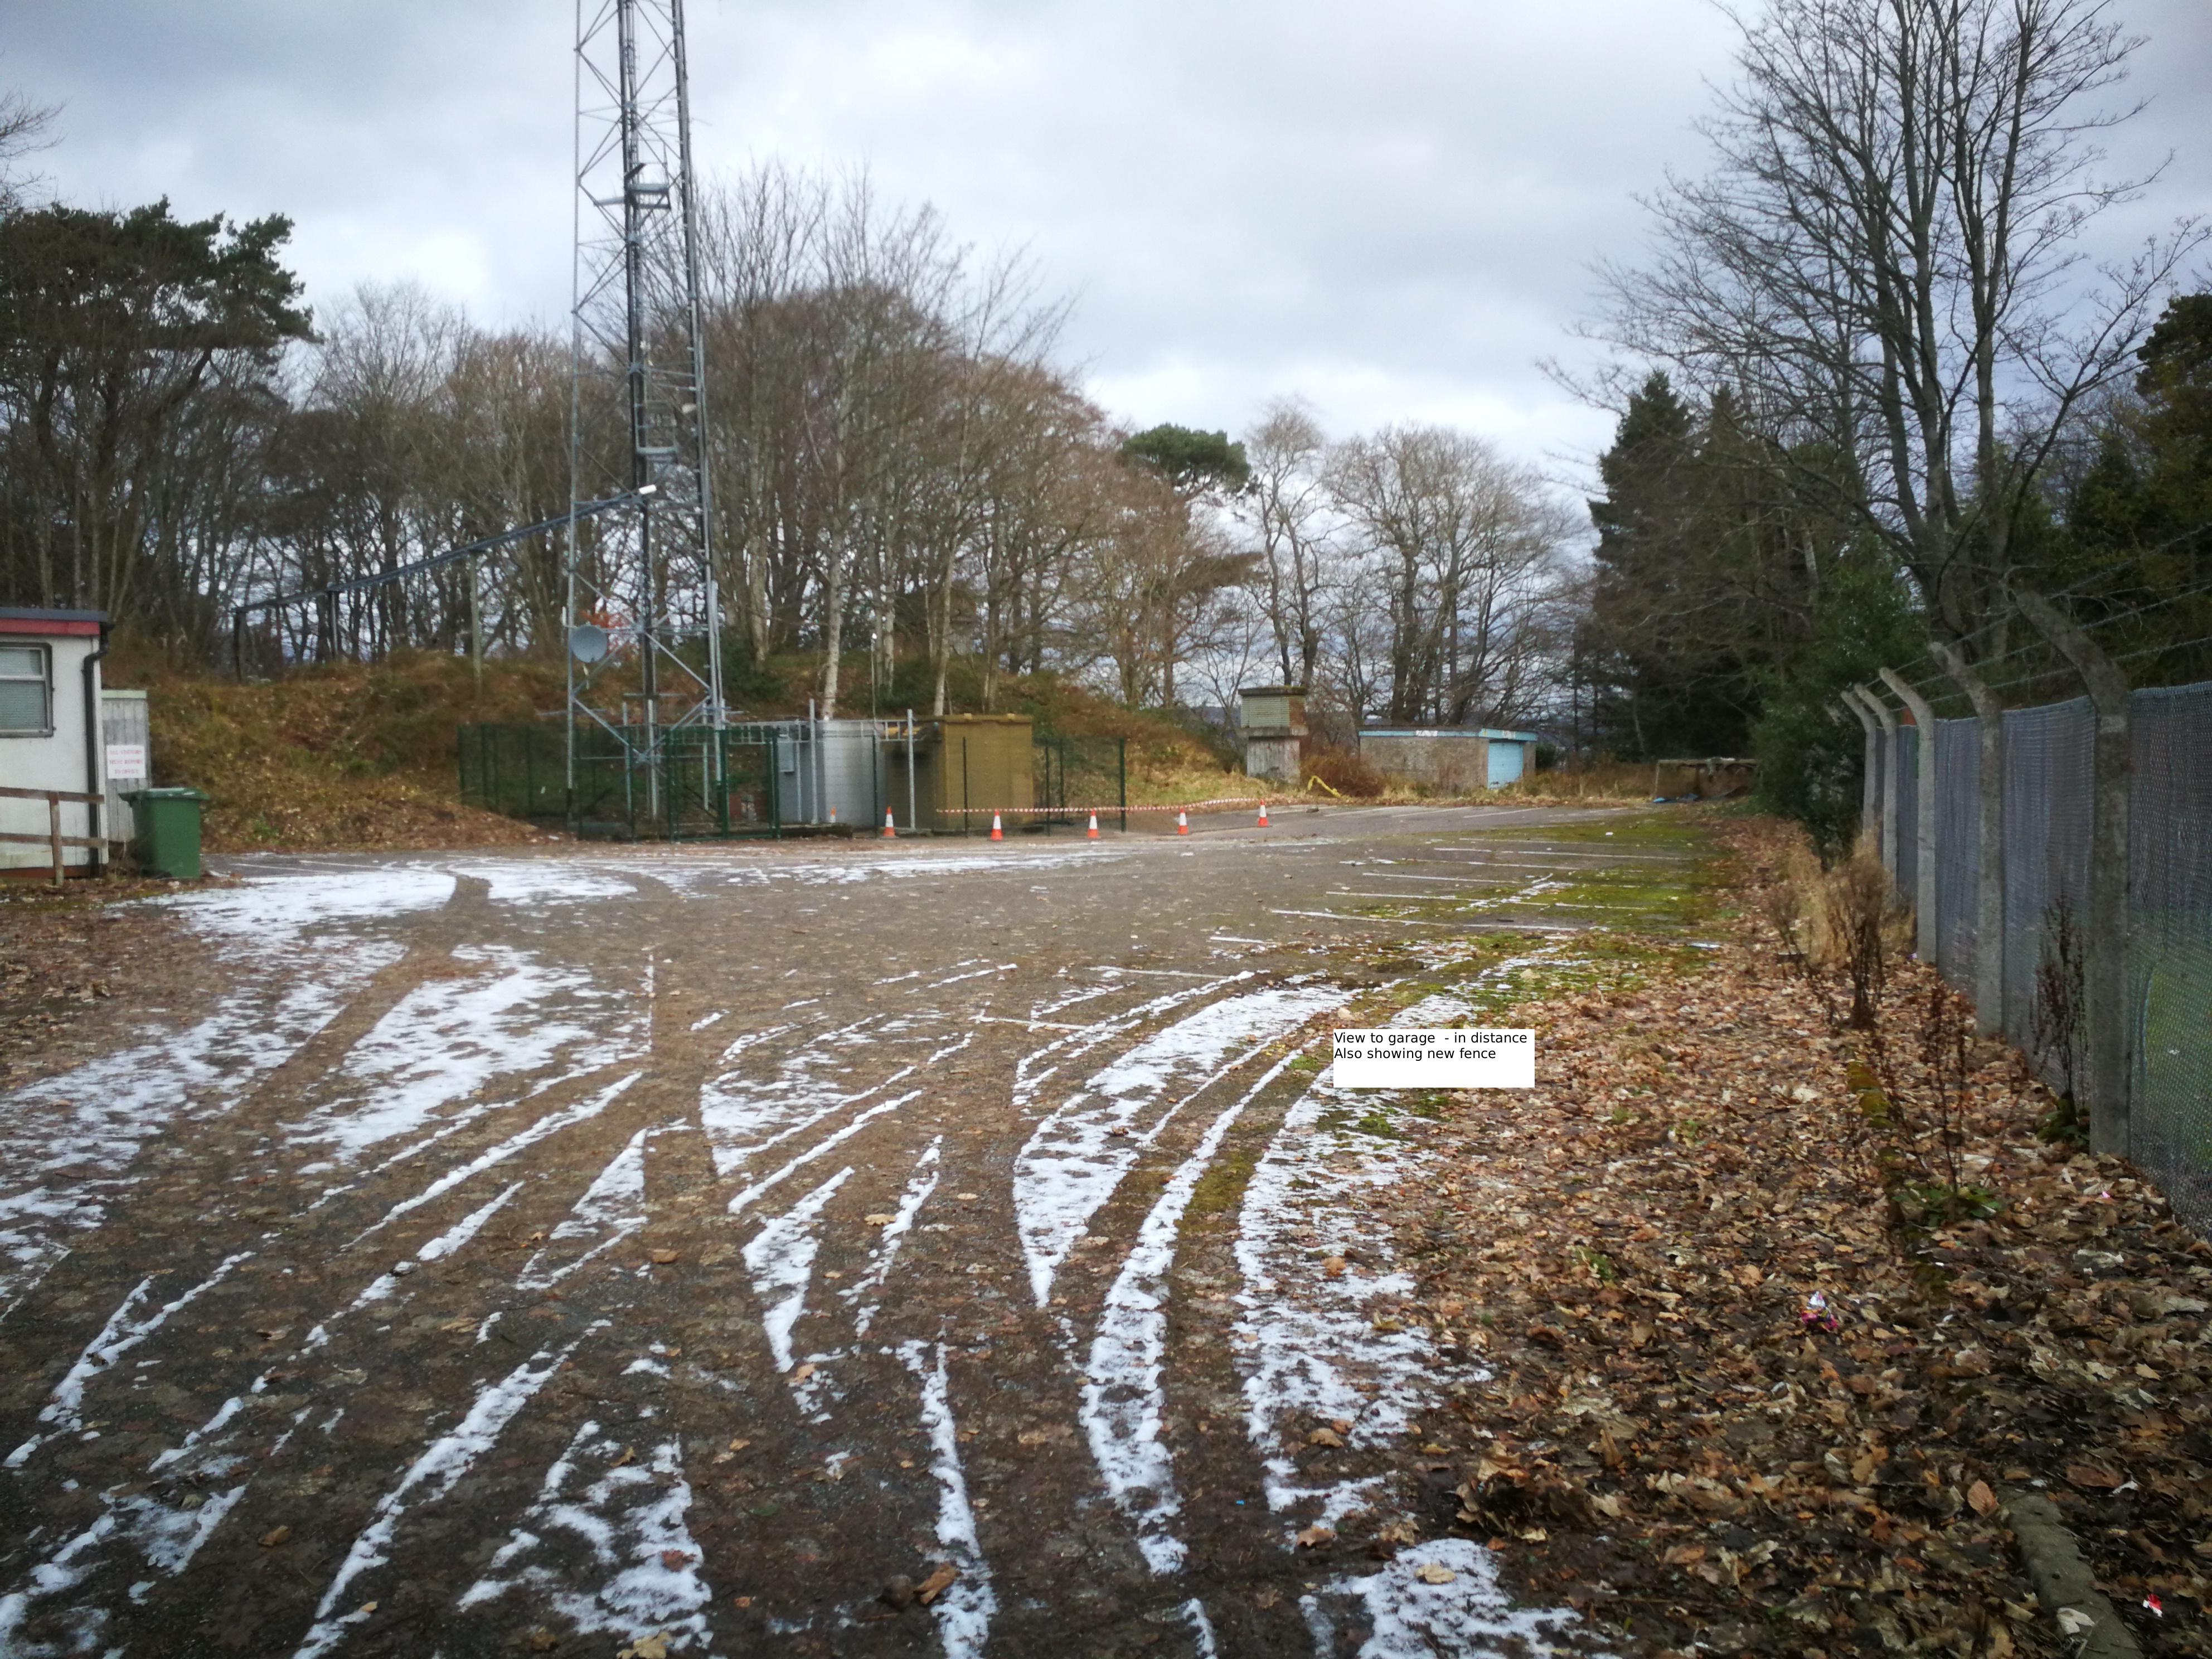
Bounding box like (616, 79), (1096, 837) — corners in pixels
(120, 653), (1259, 852)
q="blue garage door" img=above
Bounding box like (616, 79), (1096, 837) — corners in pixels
(1487, 740), (1524, 788)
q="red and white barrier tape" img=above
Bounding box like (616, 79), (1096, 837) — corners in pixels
(938, 798), (1277, 817)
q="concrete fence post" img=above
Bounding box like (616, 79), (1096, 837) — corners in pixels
(1841, 696), (1881, 847)
(1879, 667), (1941, 962)
(1930, 640), (2008, 1037)
(2011, 584), (2132, 1156)
(1851, 685), (1900, 878)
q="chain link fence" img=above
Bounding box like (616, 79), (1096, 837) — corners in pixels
(2000, 698), (2094, 1051)
(1931, 717), (1981, 989)
(1881, 679), (2212, 1229)
(1893, 725), (1918, 919)
(2127, 683), (2212, 1229)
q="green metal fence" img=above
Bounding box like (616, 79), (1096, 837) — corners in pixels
(1034, 734), (1127, 831)
(459, 722), (784, 840)
(461, 722), (1126, 840)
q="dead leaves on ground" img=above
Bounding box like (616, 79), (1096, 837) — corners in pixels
(1377, 818), (2212, 1657)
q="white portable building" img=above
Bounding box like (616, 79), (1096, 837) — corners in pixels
(0, 608), (111, 874)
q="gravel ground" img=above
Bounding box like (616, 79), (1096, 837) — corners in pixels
(0, 804), (1650, 1659)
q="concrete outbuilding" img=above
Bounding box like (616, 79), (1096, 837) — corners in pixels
(1, 608), (111, 875)
(1357, 725), (1542, 792)
(1237, 686), (1307, 783)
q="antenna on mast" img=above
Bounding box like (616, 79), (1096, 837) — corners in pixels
(566, 0), (722, 833)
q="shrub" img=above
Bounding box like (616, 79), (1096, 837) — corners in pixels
(1302, 745), (1385, 798)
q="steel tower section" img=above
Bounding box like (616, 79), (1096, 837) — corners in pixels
(566, 0), (724, 828)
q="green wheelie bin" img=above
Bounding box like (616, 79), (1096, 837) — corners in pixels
(125, 787), (210, 880)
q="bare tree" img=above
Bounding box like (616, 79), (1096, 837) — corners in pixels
(1239, 397), (1335, 684)
(1583, 0), (2203, 668)
(1326, 424), (1573, 726)
(0, 90), (57, 217)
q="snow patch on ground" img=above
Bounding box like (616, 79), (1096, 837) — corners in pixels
(9, 1158), (542, 1642)
(347, 1071), (642, 1247)
(7, 1254), (253, 1468)
(293, 1330), (600, 1659)
(1233, 1071), (1433, 1527)
(698, 1015), (947, 1182)
(458, 1421), (714, 1652)
(517, 1127), (656, 1291)
(627, 846), (1131, 890)
(1015, 982), (1340, 1306)
(0, 954), (398, 1317)
(724, 1093), (914, 1219)
(1389, 993), (1476, 1026)
(743, 1168), (851, 1373)
(1081, 1046), (1312, 1572)
(899, 1341), (996, 1658)
(1301, 1539), (1585, 1658)
(1234, 977), (1587, 1650)
(283, 947), (610, 1163)
(845, 1138), (940, 1339)
(164, 864), (456, 948)
(446, 861), (642, 906)
(416, 1181), (523, 1264)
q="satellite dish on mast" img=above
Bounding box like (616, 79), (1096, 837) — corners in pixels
(568, 624), (610, 664)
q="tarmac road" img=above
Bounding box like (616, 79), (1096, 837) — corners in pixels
(0, 804), (1643, 1658)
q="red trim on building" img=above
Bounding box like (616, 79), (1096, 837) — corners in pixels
(0, 618), (101, 637)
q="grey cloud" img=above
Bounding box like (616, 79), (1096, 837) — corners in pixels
(7, 0), (2209, 472)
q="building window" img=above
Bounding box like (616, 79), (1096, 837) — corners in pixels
(0, 644), (52, 735)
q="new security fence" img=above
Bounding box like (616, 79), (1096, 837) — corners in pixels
(1854, 676), (2212, 1231)
(457, 721), (784, 839)
(458, 719), (1127, 840)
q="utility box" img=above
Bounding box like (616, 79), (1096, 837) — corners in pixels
(1238, 685), (1307, 783)
(127, 787), (208, 879)
(895, 715), (1035, 832)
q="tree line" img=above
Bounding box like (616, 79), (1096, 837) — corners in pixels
(8, 0), (2204, 796)
(1567, 0), (2210, 843)
(0, 109), (1577, 734)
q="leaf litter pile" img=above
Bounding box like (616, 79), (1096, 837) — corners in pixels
(1359, 819), (2209, 1658)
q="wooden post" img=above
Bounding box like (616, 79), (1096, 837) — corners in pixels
(48, 793), (64, 888)
(2011, 585), (2132, 1156)
(1930, 641), (2007, 1037)
(1880, 668), (1941, 962)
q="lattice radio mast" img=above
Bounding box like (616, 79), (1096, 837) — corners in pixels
(566, 0), (723, 826)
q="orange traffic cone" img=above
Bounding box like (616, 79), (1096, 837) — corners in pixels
(1176, 811), (1190, 836)
(1257, 802), (1270, 828)
(1086, 812), (1100, 840)
(990, 813), (1004, 841)
(882, 809), (896, 838)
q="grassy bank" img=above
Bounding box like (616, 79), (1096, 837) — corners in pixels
(111, 649), (1283, 852)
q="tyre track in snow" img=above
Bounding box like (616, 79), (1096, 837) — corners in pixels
(1, 811), (1623, 1658)
(0, 881), (716, 1655)
(0, 873), (489, 1327)
(123, 979), (732, 1651)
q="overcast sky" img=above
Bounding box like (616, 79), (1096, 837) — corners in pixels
(7, 1), (2210, 481)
